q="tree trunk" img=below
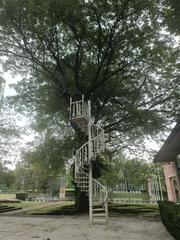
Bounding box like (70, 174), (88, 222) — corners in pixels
(73, 133), (89, 213)
(75, 184), (89, 213)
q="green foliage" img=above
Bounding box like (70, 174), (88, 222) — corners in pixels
(0, 162), (15, 190)
(0, 0), (179, 152)
(158, 201), (180, 240)
(65, 189), (75, 200)
(0, 76), (5, 110)
(100, 154), (158, 189)
(5, 201), (46, 209)
(26, 202), (74, 215)
(16, 192), (28, 201)
(0, 98), (22, 162)
(163, 0), (180, 34)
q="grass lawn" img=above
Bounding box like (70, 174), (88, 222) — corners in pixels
(0, 193), (47, 209)
(0, 193), (158, 218)
(23, 201), (159, 218)
(26, 201), (75, 215)
(0, 194), (16, 199)
(5, 201), (48, 209)
(109, 203), (159, 218)
(109, 203), (158, 209)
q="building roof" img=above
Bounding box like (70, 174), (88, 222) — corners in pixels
(154, 122), (180, 163)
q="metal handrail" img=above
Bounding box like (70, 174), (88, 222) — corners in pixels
(70, 99), (89, 120)
(74, 125), (104, 174)
(92, 178), (108, 223)
(92, 178), (108, 204)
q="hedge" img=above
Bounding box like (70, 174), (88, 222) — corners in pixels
(158, 201), (180, 240)
(16, 192), (28, 201)
(65, 189), (75, 200)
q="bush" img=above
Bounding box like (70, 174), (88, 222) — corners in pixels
(16, 192), (28, 201)
(65, 189), (75, 200)
(158, 201), (180, 240)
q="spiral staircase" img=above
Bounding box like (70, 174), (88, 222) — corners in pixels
(69, 95), (108, 225)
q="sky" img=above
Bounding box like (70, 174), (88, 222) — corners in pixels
(1, 68), (35, 169)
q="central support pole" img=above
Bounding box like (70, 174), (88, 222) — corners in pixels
(88, 100), (93, 225)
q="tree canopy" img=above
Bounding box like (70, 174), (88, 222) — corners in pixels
(0, 0), (179, 157)
(164, 0), (180, 34)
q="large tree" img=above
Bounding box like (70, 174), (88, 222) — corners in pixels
(164, 0), (180, 34)
(0, 0), (179, 210)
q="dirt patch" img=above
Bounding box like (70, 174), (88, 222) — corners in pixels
(0, 215), (174, 240)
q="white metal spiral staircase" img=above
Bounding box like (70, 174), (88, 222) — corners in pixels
(69, 95), (108, 225)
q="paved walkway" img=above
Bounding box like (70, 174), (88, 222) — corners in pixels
(0, 215), (174, 240)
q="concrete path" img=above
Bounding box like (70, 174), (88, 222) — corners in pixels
(0, 215), (174, 240)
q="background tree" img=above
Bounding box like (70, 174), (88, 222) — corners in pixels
(0, 103), (22, 164)
(0, 76), (5, 111)
(164, 0), (180, 34)
(0, 162), (15, 190)
(100, 154), (157, 189)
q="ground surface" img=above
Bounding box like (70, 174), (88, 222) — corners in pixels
(0, 215), (174, 240)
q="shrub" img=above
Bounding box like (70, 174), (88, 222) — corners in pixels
(16, 192), (28, 201)
(65, 189), (75, 200)
(158, 201), (180, 240)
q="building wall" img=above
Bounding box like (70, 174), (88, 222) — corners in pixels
(163, 162), (180, 202)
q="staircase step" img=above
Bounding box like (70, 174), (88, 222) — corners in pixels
(76, 178), (89, 181)
(81, 189), (89, 192)
(93, 208), (105, 212)
(76, 183), (89, 185)
(77, 181), (88, 183)
(77, 184), (89, 187)
(76, 173), (89, 175)
(93, 213), (106, 217)
(92, 219), (107, 225)
(77, 185), (89, 188)
(76, 180), (89, 183)
(75, 176), (89, 179)
(76, 183), (89, 186)
(93, 202), (104, 205)
(75, 177), (89, 180)
(77, 186), (89, 189)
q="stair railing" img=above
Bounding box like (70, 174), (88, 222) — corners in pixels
(74, 125), (105, 180)
(92, 178), (108, 223)
(70, 97), (89, 120)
